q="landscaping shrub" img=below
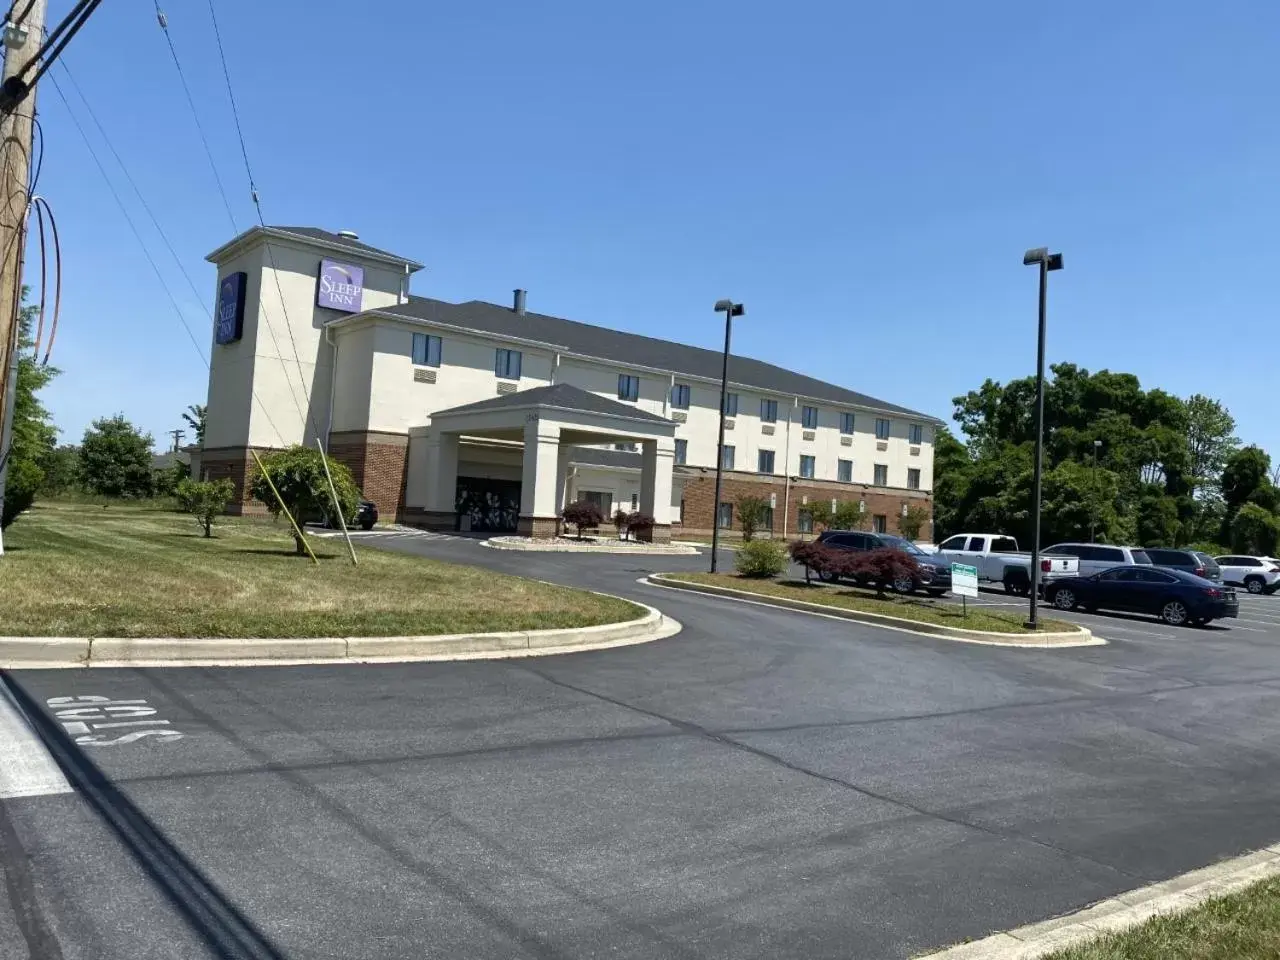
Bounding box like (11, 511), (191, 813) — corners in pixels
(853, 548), (919, 596)
(735, 495), (769, 541)
(625, 511), (655, 540)
(735, 539), (788, 578)
(612, 509), (629, 539)
(250, 446), (360, 555)
(175, 478), (235, 538)
(561, 500), (604, 539)
(789, 539), (830, 583)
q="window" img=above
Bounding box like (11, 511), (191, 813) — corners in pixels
(1137, 569), (1177, 584)
(582, 491), (612, 515)
(411, 333), (441, 367)
(840, 412), (855, 435)
(761, 506), (774, 532)
(723, 392), (739, 417)
(674, 439), (687, 465)
(1131, 549), (1152, 565)
(670, 383), (691, 410)
(939, 536), (967, 551)
(617, 373), (640, 401)
(1096, 546), (1125, 562)
(760, 399), (778, 423)
(875, 418), (891, 440)
(631, 493), (639, 511)
(613, 442), (637, 452)
(837, 459), (853, 482)
(717, 502), (733, 529)
(494, 348), (522, 379)
(966, 536), (987, 551)
(797, 510), (813, 534)
(991, 537), (1019, 553)
(873, 464), (888, 486)
(873, 514), (887, 534)
(802, 406), (818, 429)
(908, 423), (923, 445)
(907, 468), (921, 490)
(758, 449), (775, 473)
(799, 454), (815, 478)
(720, 445), (735, 470)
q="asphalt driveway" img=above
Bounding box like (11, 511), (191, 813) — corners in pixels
(6, 535), (1280, 959)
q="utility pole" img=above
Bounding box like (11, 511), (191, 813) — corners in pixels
(0, 0), (46, 544)
(169, 428), (185, 452)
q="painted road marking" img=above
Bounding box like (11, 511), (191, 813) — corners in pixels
(0, 685), (71, 799)
(46, 696), (184, 746)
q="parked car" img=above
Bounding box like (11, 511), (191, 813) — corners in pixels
(1046, 566), (1239, 626)
(932, 533), (1078, 595)
(1143, 548), (1221, 583)
(814, 530), (952, 596)
(1214, 555), (1280, 595)
(1041, 542), (1152, 577)
(319, 499), (378, 531)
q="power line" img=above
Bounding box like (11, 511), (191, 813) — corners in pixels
(0, 0), (105, 114)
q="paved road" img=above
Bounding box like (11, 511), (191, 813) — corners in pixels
(5, 535), (1280, 959)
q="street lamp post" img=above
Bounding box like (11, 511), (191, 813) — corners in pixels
(1022, 247), (1063, 629)
(1090, 439), (1102, 542)
(710, 299), (744, 573)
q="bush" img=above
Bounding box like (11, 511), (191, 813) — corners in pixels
(612, 509), (629, 538)
(735, 539), (788, 578)
(561, 500), (604, 539)
(1185, 540), (1228, 557)
(854, 548), (919, 597)
(79, 414), (154, 498)
(735, 495), (770, 541)
(175, 478), (235, 538)
(250, 446), (360, 555)
(625, 511), (655, 540)
(1, 457), (43, 529)
(1230, 503), (1280, 556)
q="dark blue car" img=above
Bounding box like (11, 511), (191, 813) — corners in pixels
(1045, 565), (1239, 627)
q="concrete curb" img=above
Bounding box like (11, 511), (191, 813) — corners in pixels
(915, 843), (1280, 959)
(0, 602), (682, 669)
(647, 574), (1101, 648)
(482, 537), (698, 556)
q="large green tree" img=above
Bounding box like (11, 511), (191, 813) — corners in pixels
(79, 415), (154, 498)
(250, 446), (359, 555)
(1184, 394), (1238, 498)
(2, 297), (59, 528)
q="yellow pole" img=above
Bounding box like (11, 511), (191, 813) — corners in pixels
(248, 449), (318, 564)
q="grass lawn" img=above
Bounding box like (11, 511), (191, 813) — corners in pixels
(667, 572), (1071, 634)
(0, 500), (641, 638)
(1042, 875), (1280, 959)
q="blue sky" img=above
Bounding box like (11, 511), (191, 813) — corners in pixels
(30, 1), (1280, 457)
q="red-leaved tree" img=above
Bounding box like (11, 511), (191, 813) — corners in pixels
(560, 500), (604, 539)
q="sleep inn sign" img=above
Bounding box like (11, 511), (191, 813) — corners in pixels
(317, 259), (364, 312)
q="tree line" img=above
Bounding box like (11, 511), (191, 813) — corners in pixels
(934, 363), (1279, 555)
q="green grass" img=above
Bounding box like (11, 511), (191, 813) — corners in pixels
(0, 500), (641, 638)
(1042, 875), (1280, 959)
(667, 572), (1071, 634)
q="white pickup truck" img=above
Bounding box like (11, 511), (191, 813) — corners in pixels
(931, 533), (1080, 595)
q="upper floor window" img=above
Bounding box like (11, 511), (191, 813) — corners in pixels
(799, 454), (815, 478)
(875, 418), (891, 440)
(760, 399), (778, 423)
(802, 406), (819, 429)
(840, 412), (855, 435)
(617, 373), (640, 401)
(758, 449), (775, 473)
(908, 423), (923, 445)
(674, 439), (688, 465)
(495, 348), (522, 380)
(874, 464), (888, 486)
(671, 383), (691, 410)
(412, 333), (441, 367)
(723, 392), (739, 417)
(721, 445), (735, 470)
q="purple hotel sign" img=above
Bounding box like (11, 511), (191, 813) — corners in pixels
(317, 259), (364, 312)
(214, 271), (247, 344)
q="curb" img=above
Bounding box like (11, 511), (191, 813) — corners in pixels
(915, 843), (1280, 959)
(482, 537), (698, 556)
(0, 602), (682, 669)
(647, 574), (1100, 648)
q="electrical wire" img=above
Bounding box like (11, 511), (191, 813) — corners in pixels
(4, 0), (37, 27)
(29, 195), (58, 364)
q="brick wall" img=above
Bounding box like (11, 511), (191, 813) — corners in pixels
(201, 447), (266, 514)
(328, 430), (408, 520)
(675, 467), (932, 540)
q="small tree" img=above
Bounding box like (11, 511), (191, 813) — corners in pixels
(853, 548), (919, 598)
(626, 511), (655, 541)
(249, 446), (360, 555)
(79, 415), (154, 498)
(175, 478), (235, 538)
(613, 508), (630, 540)
(1229, 503), (1280, 556)
(735, 495), (770, 541)
(735, 539), (788, 578)
(826, 500), (867, 531)
(898, 504), (931, 541)
(561, 500), (604, 539)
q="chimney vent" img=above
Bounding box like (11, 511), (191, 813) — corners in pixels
(336, 229), (359, 240)
(513, 288), (527, 316)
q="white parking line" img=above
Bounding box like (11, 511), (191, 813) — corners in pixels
(0, 684), (70, 799)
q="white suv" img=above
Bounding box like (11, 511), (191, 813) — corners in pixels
(1042, 543), (1153, 577)
(1214, 556), (1280, 595)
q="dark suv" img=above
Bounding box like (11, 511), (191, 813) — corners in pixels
(1144, 548), (1221, 583)
(814, 531), (951, 596)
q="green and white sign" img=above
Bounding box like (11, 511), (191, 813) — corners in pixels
(951, 562), (979, 598)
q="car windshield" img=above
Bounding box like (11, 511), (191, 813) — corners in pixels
(879, 535), (926, 556)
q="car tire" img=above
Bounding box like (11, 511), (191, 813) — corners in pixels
(817, 570), (839, 584)
(892, 575), (916, 595)
(1051, 587), (1077, 611)
(1160, 600), (1190, 626)
(360, 517), (375, 531)
(1245, 577), (1265, 595)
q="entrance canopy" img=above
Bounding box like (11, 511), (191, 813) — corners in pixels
(406, 384), (678, 539)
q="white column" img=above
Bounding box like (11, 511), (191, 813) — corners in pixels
(556, 443), (574, 514)
(519, 418), (562, 534)
(639, 438), (675, 525)
(424, 432), (459, 513)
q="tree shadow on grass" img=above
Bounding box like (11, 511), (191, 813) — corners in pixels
(235, 548), (339, 560)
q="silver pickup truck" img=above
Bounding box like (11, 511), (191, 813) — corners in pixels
(930, 533), (1080, 595)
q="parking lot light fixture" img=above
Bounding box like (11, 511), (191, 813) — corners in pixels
(1022, 247), (1064, 629)
(711, 299), (744, 573)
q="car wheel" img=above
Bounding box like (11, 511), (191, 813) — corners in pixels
(360, 517), (375, 531)
(1245, 577), (1265, 594)
(1161, 600), (1190, 626)
(1051, 587), (1077, 611)
(1003, 579), (1016, 595)
(817, 570), (839, 584)
(892, 575), (916, 595)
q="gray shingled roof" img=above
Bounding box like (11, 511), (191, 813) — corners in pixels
(267, 226), (423, 268)
(374, 296), (938, 421)
(434, 383), (673, 424)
